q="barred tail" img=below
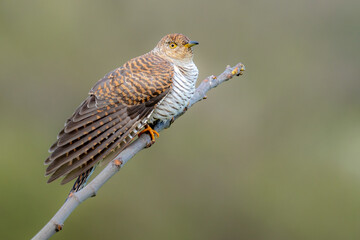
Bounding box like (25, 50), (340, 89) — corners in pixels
(68, 165), (96, 196)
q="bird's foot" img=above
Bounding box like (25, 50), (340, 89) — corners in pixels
(138, 124), (160, 147)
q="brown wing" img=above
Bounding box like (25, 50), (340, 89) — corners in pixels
(45, 52), (174, 184)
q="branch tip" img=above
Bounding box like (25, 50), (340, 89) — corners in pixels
(235, 63), (245, 75)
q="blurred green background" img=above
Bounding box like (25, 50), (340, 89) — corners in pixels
(1, 0), (360, 239)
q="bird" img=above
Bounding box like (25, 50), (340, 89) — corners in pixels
(44, 33), (199, 193)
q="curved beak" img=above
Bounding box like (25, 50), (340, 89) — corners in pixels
(185, 41), (199, 48)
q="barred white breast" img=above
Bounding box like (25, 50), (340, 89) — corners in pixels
(149, 61), (199, 123)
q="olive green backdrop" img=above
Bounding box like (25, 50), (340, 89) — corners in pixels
(1, 0), (360, 239)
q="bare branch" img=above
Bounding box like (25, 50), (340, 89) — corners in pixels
(32, 62), (245, 240)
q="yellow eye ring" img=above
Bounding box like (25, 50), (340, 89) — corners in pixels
(169, 42), (177, 49)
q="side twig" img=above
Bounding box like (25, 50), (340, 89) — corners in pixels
(32, 63), (245, 240)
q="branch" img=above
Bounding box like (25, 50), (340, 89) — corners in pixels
(32, 63), (245, 240)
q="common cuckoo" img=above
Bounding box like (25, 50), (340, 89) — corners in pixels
(45, 33), (199, 192)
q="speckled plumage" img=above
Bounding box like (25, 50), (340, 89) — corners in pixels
(45, 34), (199, 188)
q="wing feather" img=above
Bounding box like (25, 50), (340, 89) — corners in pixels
(45, 52), (173, 184)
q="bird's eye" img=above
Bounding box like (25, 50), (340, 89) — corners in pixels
(169, 42), (177, 49)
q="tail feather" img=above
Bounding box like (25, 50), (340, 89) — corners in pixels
(46, 118), (134, 178)
(68, 165), (96, 196)
(46, 94), (156, 186)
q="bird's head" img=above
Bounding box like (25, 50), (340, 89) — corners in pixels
(154, 33), (199, 63)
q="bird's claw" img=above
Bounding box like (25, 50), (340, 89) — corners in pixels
(139, 124), (159, 148)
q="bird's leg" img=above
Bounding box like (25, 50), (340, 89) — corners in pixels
(138, 124), (160, 147)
